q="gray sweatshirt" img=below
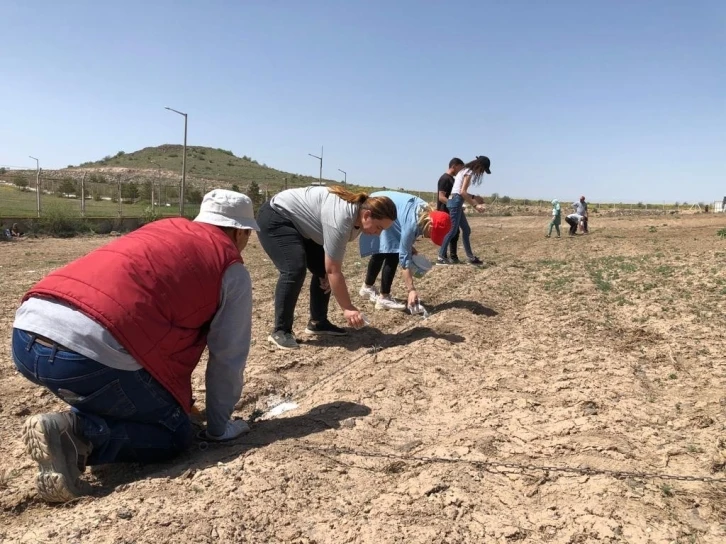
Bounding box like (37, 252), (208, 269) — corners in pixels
(13, 262), (252, 437)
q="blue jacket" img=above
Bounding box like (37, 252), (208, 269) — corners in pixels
(359, 190), (427, 269)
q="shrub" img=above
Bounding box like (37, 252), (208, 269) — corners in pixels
(13, 174), (29, 190)
(141, 206), (160, 225)
(718, 228), (726, 239)
(501, 195), (511, 204)
(29, 204), (90, 238)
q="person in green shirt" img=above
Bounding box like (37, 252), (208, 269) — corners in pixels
(546, 199), (561, 238)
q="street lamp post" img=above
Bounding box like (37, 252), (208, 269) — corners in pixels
(308, 146), (323, 185)
(29, 155), (40, 217)
(337, 168), (347, 184)
(150, 160), (162, 212)
(165, 107), (188, 215)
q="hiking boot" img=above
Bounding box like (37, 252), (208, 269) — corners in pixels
(22, 412), (92, 503)
(469, 257), (484, 266)
(268, 331), (300, 350)
(359, 284), (380, 302)
(375, 296), (407, 311)
(436, 257), (453, 266)
(304, 320), (347, 336)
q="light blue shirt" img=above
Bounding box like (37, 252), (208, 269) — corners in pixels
(359, 190), (426, 269)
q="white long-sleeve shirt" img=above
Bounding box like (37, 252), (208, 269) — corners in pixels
(13, 262), (252, 437)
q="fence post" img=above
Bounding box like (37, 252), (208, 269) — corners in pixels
(36, 168), (42, 217)
(117, 176), (122, 217)
(80, 173), (87, 217)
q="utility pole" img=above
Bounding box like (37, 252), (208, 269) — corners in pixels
(29, 156), (40, 217)
(165, 106), (188, 215)
(308, 146), (323, 184)
(338, 168), (347, 184)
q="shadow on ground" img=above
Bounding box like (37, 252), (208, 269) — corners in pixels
(428, 299), (498, 316)
(88, 401), (370, 498)
(300, 326), (465, 351)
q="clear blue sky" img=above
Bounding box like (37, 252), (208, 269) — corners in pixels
(1, 0), (724, 203)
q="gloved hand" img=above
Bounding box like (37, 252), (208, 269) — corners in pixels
(206, 419), (250, 441)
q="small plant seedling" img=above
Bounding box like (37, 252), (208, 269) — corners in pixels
(718, 228), (726, 239)
(668, 373), (677, 380)
(660, 484), (674, 497)
(648, 226), (657, 233)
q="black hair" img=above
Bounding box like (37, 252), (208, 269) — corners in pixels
(463, 156), (491, 186)
(448, 157), (464, 168)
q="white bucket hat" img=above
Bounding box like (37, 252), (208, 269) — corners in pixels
(194, 189), (259, 231)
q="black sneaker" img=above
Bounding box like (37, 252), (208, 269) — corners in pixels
(268, 331), (300, 350)
(436, 257), (453, 266)
(304, 320), (347, 336)
(468, 257), (484, 266)
(450, 256), (461, 264)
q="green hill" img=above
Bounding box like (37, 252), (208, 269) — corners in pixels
(72, 145), (351, 193)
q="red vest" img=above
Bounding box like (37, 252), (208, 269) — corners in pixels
(23, 218), (243, 412)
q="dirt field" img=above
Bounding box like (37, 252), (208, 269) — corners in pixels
(1, 213), (726, 544)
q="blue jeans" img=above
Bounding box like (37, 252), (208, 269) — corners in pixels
(439, 195), (474, 260)
(11, 328), (193, 465)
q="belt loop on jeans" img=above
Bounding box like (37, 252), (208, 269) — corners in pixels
(25, 333), (37, 352)
(47, 344), (58, 364)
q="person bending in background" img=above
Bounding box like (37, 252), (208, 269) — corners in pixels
(436, 158), (464, 262)
(256, 186), (396, 350)
(565, 212), (583, 236)
(359, 190), (451, 310)
(437, 155), (490, 266)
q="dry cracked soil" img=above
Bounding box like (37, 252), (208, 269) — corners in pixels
(1, 213), (726, 543)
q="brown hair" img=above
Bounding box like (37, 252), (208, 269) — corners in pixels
(328, 186), (397, 221)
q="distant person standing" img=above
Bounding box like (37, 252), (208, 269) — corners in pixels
(546, 199), (561, 238)
(437, 155), (490, 266)
(436, 158), (465, 263)
(573, 196), (588, 233)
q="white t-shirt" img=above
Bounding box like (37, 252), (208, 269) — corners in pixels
(451, 168), (472, 195)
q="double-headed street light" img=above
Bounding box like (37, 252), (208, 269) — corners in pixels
(337, 168), (347, 184)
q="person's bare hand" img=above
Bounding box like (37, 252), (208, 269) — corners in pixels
(475, 204), (486, 213)
(344, 309), (364, 328)
(407, 290), (419, 307)
(319, 276), (331, 294)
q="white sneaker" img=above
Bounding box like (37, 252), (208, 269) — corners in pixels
(359, 284), (380, 302)
(375, 296), (406, 311)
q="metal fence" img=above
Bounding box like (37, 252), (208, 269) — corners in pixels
(0, 170), (210, 219)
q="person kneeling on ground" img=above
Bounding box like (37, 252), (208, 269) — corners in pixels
(11, 223), (24, 237)
(11, 189), (258, 502)
(256, 185), (396, 350)
(359, 190), (451, 310)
